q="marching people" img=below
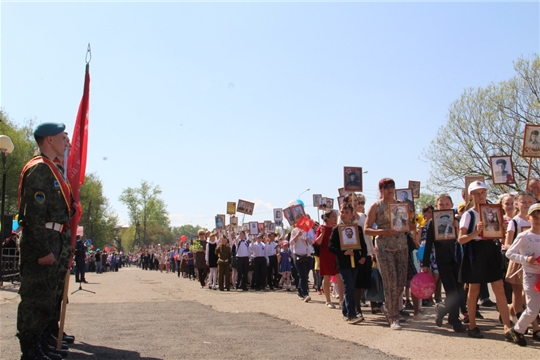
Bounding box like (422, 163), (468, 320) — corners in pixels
(290, 225), (313, 302)
(265, 232), (279, 290)
(215, 235), (232, 291)
(458, 181), (512, 339)
(249, 234), (268, 291)
(205, 232), (219, 290)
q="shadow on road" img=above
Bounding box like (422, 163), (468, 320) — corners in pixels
(68, 342), (162, 360)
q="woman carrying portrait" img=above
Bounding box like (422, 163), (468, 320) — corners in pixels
(365, 178), (413, 330)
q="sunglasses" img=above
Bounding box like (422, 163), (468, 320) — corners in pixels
(357, 201), (365, 205)
(383, 185), (395, 190)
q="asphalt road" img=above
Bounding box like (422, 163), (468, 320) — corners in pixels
(1, 266), (539, 359)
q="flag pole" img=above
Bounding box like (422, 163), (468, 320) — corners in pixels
(57, 44), (91, 349)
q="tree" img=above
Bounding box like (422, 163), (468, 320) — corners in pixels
(414, 193), (437, 214)
(79, 173), (118, 251)
(0, 112), (37, 216)
(118, 180), (170, 248)
(424, 55), (540, 199)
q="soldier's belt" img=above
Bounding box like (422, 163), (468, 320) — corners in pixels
(45, 222), (68, 233)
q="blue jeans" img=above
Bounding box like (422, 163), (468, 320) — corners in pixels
(293, 256), (310, 297)
(340, 267), (358, 319)
(96, 262), (102, 274)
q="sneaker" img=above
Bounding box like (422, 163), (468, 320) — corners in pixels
(413, 313), (427, 321)
(452, 323), (467, 333)
(347, 316), (364, 325)
(462, 313), (470, 324)
(480, 299), (496, 307)
(532, 330), (540, 341)
(404, 301), (414, 310)
(390, 320), (402, 330)
(304, 296), (311, 303)
(399, 309), (411, 317)
(435, 304), (445, 327)
(298, 295), (305, 300)
(326, 302), (336, 309)
(316, 290), (323, 295)
(467, 327), (484, 339)
(357, 313), (365, 322)
(506, 328), (527, 347)
(476, 310), (484, 319)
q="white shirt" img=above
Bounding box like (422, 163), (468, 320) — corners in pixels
(265, 241), (277, 257)
(290, 228), (312, 256)
(235, 237), (251, 258)
(250, 241), (269, 263)
(506, 230), (540, 274)
(459, 210), (482, 240)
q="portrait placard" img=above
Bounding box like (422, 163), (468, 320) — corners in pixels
(215, 214), (226, 229)
(267, 223), (276, 233)
(465, 176), (485, 193)
(318, 197), (328, 210)
(248, 221), (259, 235)
(230, 216), (238, 227)
(433, 210), (456, 240)
(291, 204), (305, 223)
(395, 188), (415, 212)
(283, 206), (295, 225)
(273, 208), (283, 227)
(479, 204), (504, 239)
(313, 194), (322, 207)
(226, 202), (236, 215)
(338, 187), (351, 197)
(326, 198), (334, 210)
(337, 196), (345, 207)
(258, 223), (265, 234)
(522, 124), (540, 158)
(264, 220), (272, 230)
(338, 224), (361, 250)
(390, 203), (410, 232)
(489, 156), (516, 185)
(237, 199), (254, 215)
(344, 166), (363, 192)
(408, 181), (421, 199)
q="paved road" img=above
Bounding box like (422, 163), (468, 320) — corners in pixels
(1, 267), (539, 359)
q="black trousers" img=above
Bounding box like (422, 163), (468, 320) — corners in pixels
(438, 261), (463, 324)
(236, 257), (249, 290)
(252, 257), (266, 290)
(75, 258), (86, 282)
(267, 255), (278, 288)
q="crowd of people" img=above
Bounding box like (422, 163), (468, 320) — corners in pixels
(122, 177), (540, 347)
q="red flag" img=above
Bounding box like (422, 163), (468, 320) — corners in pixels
(68, 59), (90, 249)
(295, 216), (314, 233)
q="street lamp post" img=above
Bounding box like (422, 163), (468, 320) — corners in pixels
(0, 135), (14, 286)
(298, 188), (310, 200)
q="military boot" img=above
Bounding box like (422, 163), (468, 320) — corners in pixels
(41, 339), (67, 359)
(20, 340), (51, 360)
(45, 334), (68, 350)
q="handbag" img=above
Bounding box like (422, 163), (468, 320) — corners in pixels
(365, 267), (385, 303)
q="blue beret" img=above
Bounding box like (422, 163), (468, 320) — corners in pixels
(33, 122), (66, 137)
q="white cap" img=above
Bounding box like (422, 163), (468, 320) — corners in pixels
(468, 181), (487, 195)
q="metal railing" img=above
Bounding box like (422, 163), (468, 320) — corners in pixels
(1, 248), (20, 285)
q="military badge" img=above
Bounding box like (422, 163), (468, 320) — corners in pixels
(54, 180), (60, 189)
(34, 191), (46, 204)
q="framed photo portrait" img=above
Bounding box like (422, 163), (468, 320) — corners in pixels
(226, 202), (236, 215)
(433, 210), (456, 240)
(338, 187), (351, 197)
(344, 166), (363, 192)
(408, 181), (421, 199)
(291, 204), (305, 222)
(249, 221), (259, 235)
(215, 214), (226, 229)
(318, 197), (328, 210)
(337, 196), (345, 207)
(326, 198), (334, 210)
(264, 220), (272, 230)
(522, 124), (540, 158)
(267, 223), (276, 233)
(313, 194), (322, 207)
(283, 206), (295, 225)
(338, 224), (361, 250)
(390, 203), (410, 232)
(258, 223), (265, 234)
(465, 175), (485, 192)
(395, 188), (415, 212)
(237, 199), (254, 215)
(230, 216), (238, 227)
(479, 204), (504, 239)
(489, 156), (516, 185)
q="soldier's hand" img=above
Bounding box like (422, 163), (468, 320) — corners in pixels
(38, 253), (55, 265)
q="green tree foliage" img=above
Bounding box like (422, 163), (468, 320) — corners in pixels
(171, 224), (205, 243)
(0, 112), (37, 216)
(118, 180), (170, 248)
(424, 55), (540, 199)
(79, 173), (118, 251)
(414, 193), (437, 214)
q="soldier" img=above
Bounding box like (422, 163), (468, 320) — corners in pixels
(215, 235), (232, 291)
(17, 123), (75, 360)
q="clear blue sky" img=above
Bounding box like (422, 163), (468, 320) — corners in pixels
(1, 1), (538, 229)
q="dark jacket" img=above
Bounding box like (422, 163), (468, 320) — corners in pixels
(422, 219), (457, 266)
(328, 224), (367, 269)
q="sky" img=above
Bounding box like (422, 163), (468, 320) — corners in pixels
(1, 1), (539, 230)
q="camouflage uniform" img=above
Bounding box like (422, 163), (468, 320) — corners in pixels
(17, 154), (71, 353)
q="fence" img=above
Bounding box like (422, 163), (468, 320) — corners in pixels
(1, 247), (20, 285)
